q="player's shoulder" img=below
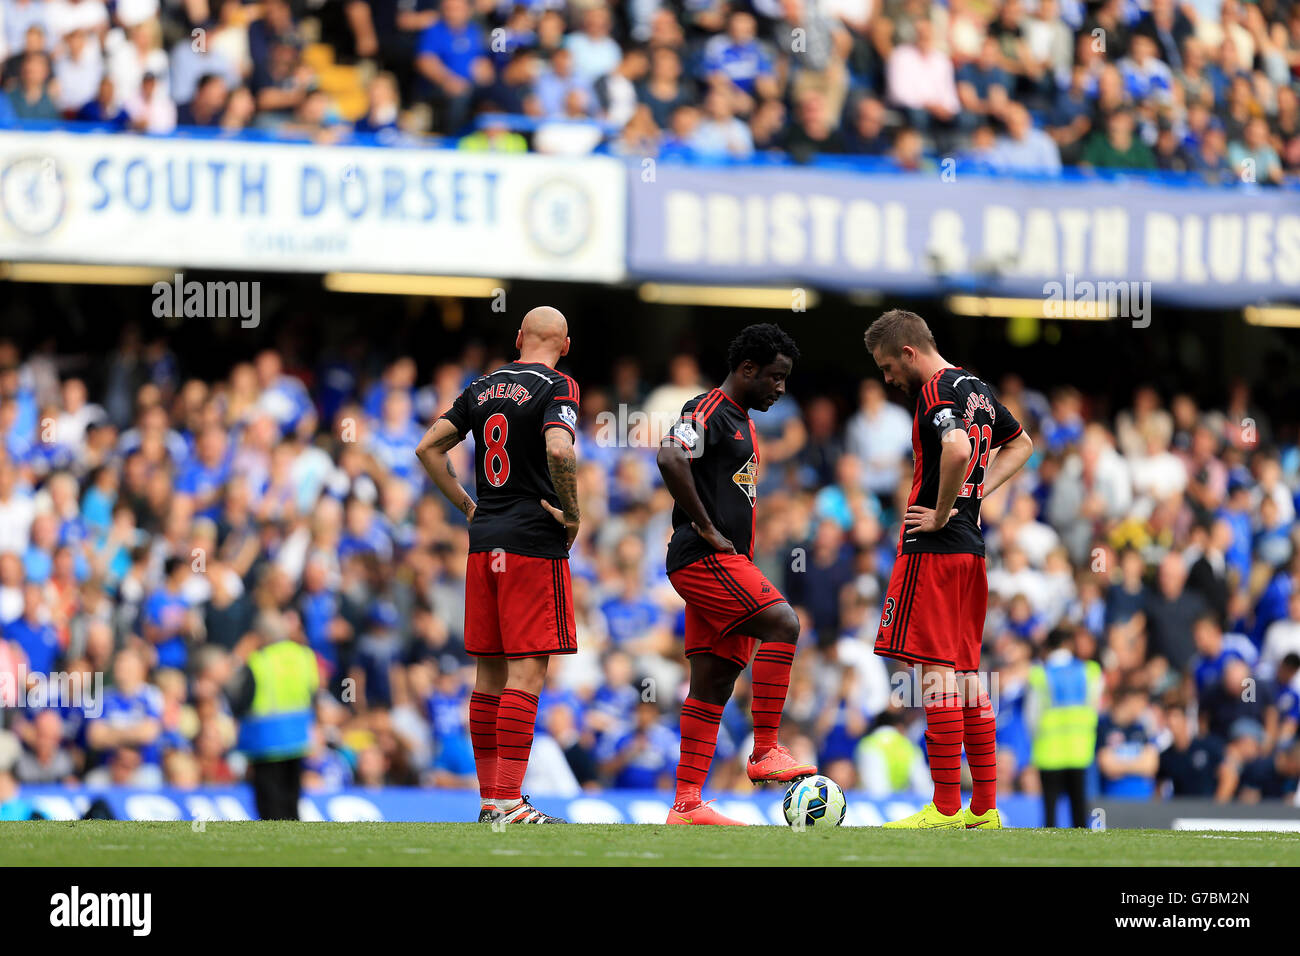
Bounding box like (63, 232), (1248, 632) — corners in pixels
(679, 389), (711, 416)
(920, 367), (959, 410)
(684, 388), (739, 424)
(471, 362), (577, 399)
(928, 366), (993, 404)
(552, 369), (580, 404)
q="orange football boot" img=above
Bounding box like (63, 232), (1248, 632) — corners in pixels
(747, 745), (817, 785)
(665, 801), (748, 825)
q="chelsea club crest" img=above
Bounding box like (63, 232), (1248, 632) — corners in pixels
(1, 155), (66, 238)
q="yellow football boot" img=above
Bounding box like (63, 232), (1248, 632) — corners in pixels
(963, 807), (1003, 829)
(881, 802), (964, 829)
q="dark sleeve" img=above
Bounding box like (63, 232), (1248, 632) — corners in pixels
(439, 386), (472, 438)
(921, 375), (962, 440)
(541, 374), (580, 439)
(990, 393), (1024, 448)
(662, 396), (705, 457)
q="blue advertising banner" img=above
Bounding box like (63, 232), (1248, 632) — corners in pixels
(15, 785), (1058, 827)
(626, 162), (1300, 308)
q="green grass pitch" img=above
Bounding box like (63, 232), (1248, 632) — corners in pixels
(2, 821), (1299, 866)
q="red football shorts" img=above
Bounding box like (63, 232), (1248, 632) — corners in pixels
(874, 551), (987, 671)
(465, 550), (577, 658)
(668, 553), (787, 668)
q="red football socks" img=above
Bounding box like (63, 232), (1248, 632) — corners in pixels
(468, 691), (500, 802)
(923, 693), (965, 816)
(750, 641), (795, 753)
(674, 698), (724, 811)
(495, 688), (539, 803)
(964, 691), (997, 815)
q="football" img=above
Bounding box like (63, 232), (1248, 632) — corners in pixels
(782, 775), (847, 829)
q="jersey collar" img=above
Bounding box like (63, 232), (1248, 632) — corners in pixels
(713, 388), (747, 414)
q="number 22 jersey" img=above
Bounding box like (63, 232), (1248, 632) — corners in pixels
(902, 366), (1022, 557)
(440, 361), (580, 559)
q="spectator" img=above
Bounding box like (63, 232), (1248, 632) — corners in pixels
(14, 709), (76, 783)
(1118, 32), (1173, 104)
(123, 70), (175, 132)
(886, 17), (959, 138)
(886, 125), (935, 173)
(414, 0), (490, 134)
(595, 46), (648, 129)
(176, 71), (229, 126)
(660, 105), (702, 158)
(598, 700), (678, 789)
(75, 74), (128, 126)
(1260, 592), (1300, 682)
(8, 49), (58, 118)
(533, 46), (593, 120)
(638, 45), (693, 131)
(778, 0), (850, 118)
(844, 379), (910, 507)
(565, 5), (621, 86)
(748, 96), (786, 152)
(780, 89), (845, 162)
(699, 10), (776, 105)
(3, 2), (50, 61)
(141, 556), (197, 671)
(1228, 116), (1284, 186)
(1189, 120), (1235, 183)
(988, 101), (1062, 174)
(1145, 552), (1210, 674)
(956, 35), (1011, 130)
(87, 647), (163, 770)
(1157, 702), (1224, 797)
(688, 86), (753, 160)
(1096, 686), (1160, 798)
(6, 582), (59, 673)
(251, 40), (311, 127)
(840, 94), (891, 155)
(52, 26), (103, 113)
(1082, 109), (1158, 170)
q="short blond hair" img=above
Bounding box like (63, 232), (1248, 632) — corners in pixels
(864, 309), (936, 357)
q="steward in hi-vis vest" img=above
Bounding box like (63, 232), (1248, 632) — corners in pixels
(229, 624), (320, 820)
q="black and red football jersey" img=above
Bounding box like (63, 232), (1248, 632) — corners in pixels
(440, 361), (580, 559)
(901, 367), (1022, 557)
(663, 388), (760, 574)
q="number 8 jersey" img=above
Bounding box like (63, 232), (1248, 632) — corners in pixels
(440, 361), (580, 559)
(901, 366), (1022, 557)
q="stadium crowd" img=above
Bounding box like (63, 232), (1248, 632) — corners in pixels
(0, 328), (1298, 811)
(1, 0), (1299, 181)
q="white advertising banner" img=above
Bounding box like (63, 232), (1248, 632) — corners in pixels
(0, 130), (626, 282)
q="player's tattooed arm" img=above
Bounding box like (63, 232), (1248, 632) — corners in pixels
(982, 430), (1034, 498)
(415, 417), (476, 522)
(541, 427), (580, 550)
(656, 439), (736, 554)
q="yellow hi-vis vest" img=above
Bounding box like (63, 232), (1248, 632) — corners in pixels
(237, 641), (319, 761)
(1029, 658), (1101, 771)
(857, 726), (920, 793)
